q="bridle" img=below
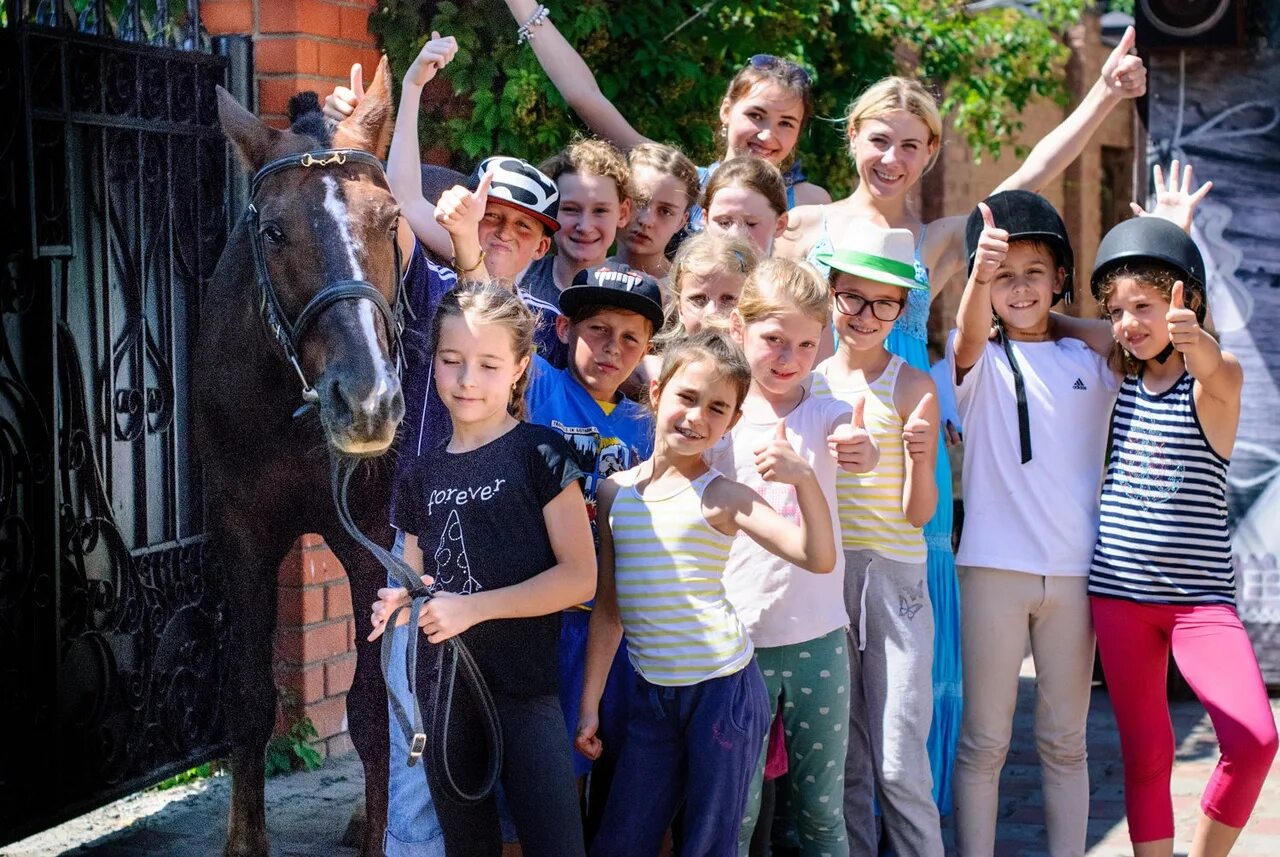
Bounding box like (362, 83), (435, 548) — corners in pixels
(244, 148), (406, 402)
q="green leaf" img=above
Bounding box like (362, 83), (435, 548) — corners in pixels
(368, 0), (1088, 189)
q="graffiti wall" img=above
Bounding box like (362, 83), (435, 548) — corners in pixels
(1146, 48), (1280, 681)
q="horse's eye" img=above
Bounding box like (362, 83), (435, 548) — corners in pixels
(261, 224), (285, 246)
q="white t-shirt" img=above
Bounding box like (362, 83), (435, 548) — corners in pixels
(948, 333), (1118, 576)
(706, 375), (851, 648)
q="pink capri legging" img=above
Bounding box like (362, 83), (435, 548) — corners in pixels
(1091, 596), (1278, 842)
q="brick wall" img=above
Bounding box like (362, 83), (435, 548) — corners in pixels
(274, 534), (357, 759)
(203, 0), (382, 127)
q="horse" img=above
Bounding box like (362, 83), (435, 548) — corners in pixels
(194, 58), (406, 857)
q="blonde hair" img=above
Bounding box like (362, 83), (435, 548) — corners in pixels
(539, 137), (631, 204)
(654, 328), (752, 412)
(844, 76), (944, 171)
(429, 281), (536, 421)
(656, 232), (759, 348)
(702, 156), (787, 218)
(736, 258), (830, 327)
(628, 142), (700, 214)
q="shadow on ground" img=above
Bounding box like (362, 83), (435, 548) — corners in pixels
(6, 660), (1280, 856)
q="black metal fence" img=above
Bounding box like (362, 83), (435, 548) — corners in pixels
(0, 1), (249, 843)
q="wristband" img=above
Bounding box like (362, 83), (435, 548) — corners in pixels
(453, 250), (486, 276)
(517, 4), (550, 44)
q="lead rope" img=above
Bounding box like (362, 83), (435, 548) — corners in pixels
(330, 455), (503, 804)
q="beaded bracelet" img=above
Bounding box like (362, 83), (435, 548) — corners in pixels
(517, 4), (550, 45)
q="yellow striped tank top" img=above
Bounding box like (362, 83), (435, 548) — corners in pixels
(818, 355), (927, 563)
(609, 467), (754, 686)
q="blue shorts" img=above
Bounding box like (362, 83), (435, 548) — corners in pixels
(557, 610), (633, 777)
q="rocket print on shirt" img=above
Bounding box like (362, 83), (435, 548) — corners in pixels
(431, 509), (481, 595)
(552, 420), (641, 539)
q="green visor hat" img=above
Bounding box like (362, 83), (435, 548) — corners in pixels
(815, 227), (928, 291)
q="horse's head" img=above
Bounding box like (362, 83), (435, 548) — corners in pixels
(216, 59), (404, 457)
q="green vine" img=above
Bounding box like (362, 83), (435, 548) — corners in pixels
(265, 717), (324, 777)
(265, 688), (325, 777)
(370, 0), (1089, 193)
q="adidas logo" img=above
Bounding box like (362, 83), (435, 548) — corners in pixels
(1072, 378), (1087, 391)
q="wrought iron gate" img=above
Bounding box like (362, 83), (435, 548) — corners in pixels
(0, 2), (249, 844)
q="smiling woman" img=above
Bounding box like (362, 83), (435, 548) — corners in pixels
(501, 0), (831, 224)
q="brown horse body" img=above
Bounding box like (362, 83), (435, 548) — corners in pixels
(194, 60), (406, 857)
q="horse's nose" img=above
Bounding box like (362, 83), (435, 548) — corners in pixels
(325, 372), (404, 452)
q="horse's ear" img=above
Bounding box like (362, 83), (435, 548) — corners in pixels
(217, 85), (281, 172)
(332, 55), (393, 158)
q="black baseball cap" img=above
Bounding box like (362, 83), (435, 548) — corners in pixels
(560, 265), (665, 331)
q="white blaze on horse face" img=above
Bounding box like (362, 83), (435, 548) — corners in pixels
(321, 176), (393, 413)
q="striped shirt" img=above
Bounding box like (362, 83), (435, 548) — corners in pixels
(609, 468), (753, 686)
(1090, 372), (1235, 605)
(817, 355), (926, 564)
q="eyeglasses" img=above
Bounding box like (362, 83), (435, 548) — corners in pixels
(748, 54), (812, 87)
(834, 291), (905, 322)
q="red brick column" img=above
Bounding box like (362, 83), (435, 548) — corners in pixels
(274, 534), (358, 759)
(203, 0), (382, 127)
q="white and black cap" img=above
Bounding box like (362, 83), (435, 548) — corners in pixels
(469, 156), (560, 234)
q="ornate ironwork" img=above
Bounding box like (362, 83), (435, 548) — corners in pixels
(0, 6), (240, 844)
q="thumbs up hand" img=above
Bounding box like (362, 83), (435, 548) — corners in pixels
(435, 169), (493, 241)
(754, 420), (813, 486)
(1101, 26), (1146, 100)
(828, 396), (878, 473)
(406, 32), (459, 88)
(972, 202), (1009, 286)
(1166, 281), (1200, 352)
(902, 392), (937, 463)
(324, 63), (365, 122)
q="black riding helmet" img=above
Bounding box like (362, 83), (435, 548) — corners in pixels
(962, 190), (1074, 466)
(964, 189), (1074, 304)
(1090, 216), (1207, 323)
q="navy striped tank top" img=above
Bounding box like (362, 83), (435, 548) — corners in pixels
(1089, 371), (1234, 605)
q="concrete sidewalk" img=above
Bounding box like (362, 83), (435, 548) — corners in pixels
(5, 657), (1279, 856)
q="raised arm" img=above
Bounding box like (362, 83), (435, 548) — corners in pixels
(954, 202), (1006, 379)
(503, 0), (649, 151)
(709, 422), (837, 574)
(1168, 282), (1242, 406)
(897, 374), (939, 528)
(993, 26), (1145, 196)
(1129, 159), (1213, 234)
(433, 171), (494, 282)
(388, 33), (459, 259)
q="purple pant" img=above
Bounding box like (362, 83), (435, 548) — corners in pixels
(591, 660), (770, 857)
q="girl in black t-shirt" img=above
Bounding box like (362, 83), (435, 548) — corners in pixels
(371, 282), (596, 857)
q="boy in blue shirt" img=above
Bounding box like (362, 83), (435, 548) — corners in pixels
(527, 264), (662, 837)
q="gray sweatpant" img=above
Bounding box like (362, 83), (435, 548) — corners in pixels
(843, 548), (944, 857)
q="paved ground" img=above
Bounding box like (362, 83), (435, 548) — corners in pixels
(5, 657), (1279, 856)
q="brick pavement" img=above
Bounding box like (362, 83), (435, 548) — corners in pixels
(6, 656), (1278, 856)
(942, 657), (1280, 857)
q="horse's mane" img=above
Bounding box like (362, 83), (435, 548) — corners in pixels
(287, 91), (331, 146)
